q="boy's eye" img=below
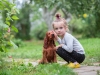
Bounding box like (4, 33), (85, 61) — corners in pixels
(60, 27), (63, 29)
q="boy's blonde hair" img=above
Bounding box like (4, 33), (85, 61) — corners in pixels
(54, 13), (67, 25)
(52, 13), (69, 32)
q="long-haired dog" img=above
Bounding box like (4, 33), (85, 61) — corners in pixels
(39, 30), (57, 64)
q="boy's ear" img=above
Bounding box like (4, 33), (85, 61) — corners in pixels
(65, 25), (67, 29)
(65, 25), (69, 32)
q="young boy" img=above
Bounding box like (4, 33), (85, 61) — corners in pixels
(52, 13), (85, 68)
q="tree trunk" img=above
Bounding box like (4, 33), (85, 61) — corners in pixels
(42, 6), (59, 30)
(43, 11), (54, 30)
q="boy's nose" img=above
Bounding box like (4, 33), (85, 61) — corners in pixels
(58, 29), (60, 32)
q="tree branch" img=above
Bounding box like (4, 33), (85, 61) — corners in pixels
(61, 8), (72, 23)
(50, 5), (60, 15)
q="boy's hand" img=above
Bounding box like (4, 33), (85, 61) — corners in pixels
(56, 44), (62, 50)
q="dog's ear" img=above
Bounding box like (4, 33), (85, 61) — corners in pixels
(43, 32), (48, 49)
(53, 40), (56, 46)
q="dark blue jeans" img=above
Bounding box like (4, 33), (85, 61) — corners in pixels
(56, 47), (85, 63)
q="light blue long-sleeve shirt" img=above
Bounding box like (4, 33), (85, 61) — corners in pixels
(57, 32), (85, 54)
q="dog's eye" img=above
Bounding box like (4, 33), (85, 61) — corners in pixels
(48, 33), (50, 35)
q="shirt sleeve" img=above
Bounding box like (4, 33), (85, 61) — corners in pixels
(62, 34), (74, 53)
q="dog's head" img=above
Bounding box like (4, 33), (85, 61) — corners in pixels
(46, 30), (55, 40)
(43, 30), (56, 49)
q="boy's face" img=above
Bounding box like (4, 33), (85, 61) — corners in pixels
(53, 21), (67, 37)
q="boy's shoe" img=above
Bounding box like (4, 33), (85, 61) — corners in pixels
(68, 62), (80, 68)
(75, 63), (80, 68)
(68, 62), (75, 68)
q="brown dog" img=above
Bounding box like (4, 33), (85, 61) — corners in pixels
(39, 30), (57, 64)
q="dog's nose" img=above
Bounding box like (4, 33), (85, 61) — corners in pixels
(52, 34), (54, 37)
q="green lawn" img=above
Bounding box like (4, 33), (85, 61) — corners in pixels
(79, 38), (100, 65)
(8, 40), (43, 60)
(0, 38), (100, 75)
(8, 38), (100, 64)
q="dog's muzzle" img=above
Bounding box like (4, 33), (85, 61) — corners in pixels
(52, 34), (55, 37)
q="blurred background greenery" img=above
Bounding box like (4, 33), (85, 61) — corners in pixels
(1, 0), (100, 41)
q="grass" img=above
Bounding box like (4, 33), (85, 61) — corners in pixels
(79, 38), (100, 65)
(7, 40), (43, 59)
(0, 38), (100, 75)
(0, 62), (76, 75)
(7, 38), (100, 63)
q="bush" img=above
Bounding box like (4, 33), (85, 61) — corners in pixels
(12, 39), (25, 47)
(31, 23), (48, 40)
(0, 0), (19, 52)
(69, 16), (84, 34)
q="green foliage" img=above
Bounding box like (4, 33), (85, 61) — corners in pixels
(0, 61), (34, 75)
(12, 39), (25, 47)
(0, 62), (76, 75)
(69, 16), (84, 34)
(0, 1), (19, 72)
(69, 13), (100, 38)
(32, 63), (76, 75)
(82, 14), (96, 38)
(0, 0), (19, 52)
(31, 23), (48, 40)
(15, 1), (31, 40)
(34, 0), (100, 38)
(34, 0), (100, 15)
(12, 15), (19, 20)
(0, 21), (11, 52)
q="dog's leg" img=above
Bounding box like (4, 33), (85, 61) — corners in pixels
(39, 50), (48, 64)
(53, 50), (57, 63)
(43, 50), (48, 63)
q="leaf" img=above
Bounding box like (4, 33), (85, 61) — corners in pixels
(6, 17), (10, 20)
(7, 41), (13, 46)
(5, 21), (10, 26)
(2, 46), (7, 52)
(11, 26), (18, 33)
(12, 15), (19, 20)
(4, 8), (9, 11)
(7, 13), (13, 21)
